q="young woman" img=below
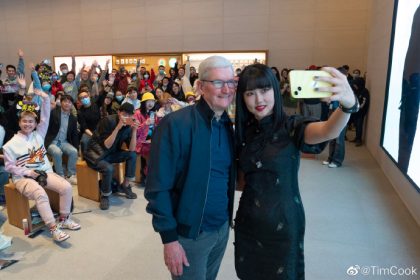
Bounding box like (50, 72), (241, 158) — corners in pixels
(234, 64), (358, 279)
(170, 81), (185, 102)
(134, 92), (159, 185)
(99, 92), (116, 119)
(112, 89), (124, 112)
(3, 88), (81, 243)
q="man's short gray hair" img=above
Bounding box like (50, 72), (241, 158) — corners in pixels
(198, 56), (234, 81)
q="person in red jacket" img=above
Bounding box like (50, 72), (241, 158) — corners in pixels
(50, 72), (64, 96)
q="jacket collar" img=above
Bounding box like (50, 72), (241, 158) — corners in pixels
(196, 97), (230, 123)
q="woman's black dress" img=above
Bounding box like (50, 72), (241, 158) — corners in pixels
(234, 115), (326, 280)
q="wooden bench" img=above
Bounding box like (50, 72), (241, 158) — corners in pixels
(4, 182), (59, 232)
(76, 160), (125, 202)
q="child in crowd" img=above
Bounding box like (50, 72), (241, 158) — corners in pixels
(122, 86), (141, 110)
(3, 88), (80, 243)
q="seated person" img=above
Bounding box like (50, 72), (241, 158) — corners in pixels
(45, 95), (79, 184)
(83, 103), (139, 210)
(0, 122), (9, 205)
(77, 90), (100, 154)
(3, 88), (80, 243)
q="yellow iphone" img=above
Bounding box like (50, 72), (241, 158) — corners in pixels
(289, 70), (333, 98)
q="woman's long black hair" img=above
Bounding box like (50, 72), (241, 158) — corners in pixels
(235, 64), (286, 150)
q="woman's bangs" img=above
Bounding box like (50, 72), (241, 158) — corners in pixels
(245, 71), (272, 91)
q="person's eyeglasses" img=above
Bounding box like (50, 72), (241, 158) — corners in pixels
(202, 80), (237, 89)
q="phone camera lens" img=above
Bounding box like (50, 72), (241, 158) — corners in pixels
(294, 91), (298, 95)
(297, 87), (302, 91)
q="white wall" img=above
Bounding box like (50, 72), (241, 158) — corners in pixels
(0, 0), (371, 72)
(366, 0), (420, 225)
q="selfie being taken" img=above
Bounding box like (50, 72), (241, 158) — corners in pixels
(0, 1), (418, 279)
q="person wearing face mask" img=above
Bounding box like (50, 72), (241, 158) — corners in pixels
(51, 72), (64, 96)
(138, 69), (155, 92)
(352, 69), (361, 79)
(41, 81), (52, 95)
(77, 91), (100, 155)
(154, 65), (166, 88)
(112, 90), (124, 112)
(59, 57), (75, 84)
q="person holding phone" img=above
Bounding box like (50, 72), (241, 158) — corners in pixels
(83, 103), (139, 210)
(134, 92), (158, 186)
(234, 64), (358, 279)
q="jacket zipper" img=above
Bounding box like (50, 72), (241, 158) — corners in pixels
(196, 116), (214, 238)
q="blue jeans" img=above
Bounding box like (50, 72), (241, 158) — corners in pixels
(0, 165), (9, 195)
(47, 140), (78, 177)
(173, 221), (229, 280)
(80, 133), (91, 155)
(355, 113), (366, 142)
(90, 151), (137, 196)
(328, 127), (346, 166)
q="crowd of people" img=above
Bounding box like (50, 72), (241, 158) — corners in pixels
(0, 49), (200, 241)
(0, 51), (365, 279)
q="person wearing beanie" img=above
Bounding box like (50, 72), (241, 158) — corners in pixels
(83, 102), (139, 210)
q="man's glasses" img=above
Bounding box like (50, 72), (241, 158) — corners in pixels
(202, 80), (237, 89)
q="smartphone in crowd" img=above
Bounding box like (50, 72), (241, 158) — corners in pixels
(122, 117), (135, 126)
(289, 70), (333, 98)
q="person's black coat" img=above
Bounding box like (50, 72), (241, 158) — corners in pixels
(45, 107), (79, 149)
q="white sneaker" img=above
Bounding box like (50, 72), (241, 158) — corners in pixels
(328, 162), (339, 168)
(51, 227), (70, 242)
(322, 160), (330, 165)
(67, 175), (77, 185)
(59, 215), (81, 230)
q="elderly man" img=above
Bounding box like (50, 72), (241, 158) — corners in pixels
(145, 56), (236, 280)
